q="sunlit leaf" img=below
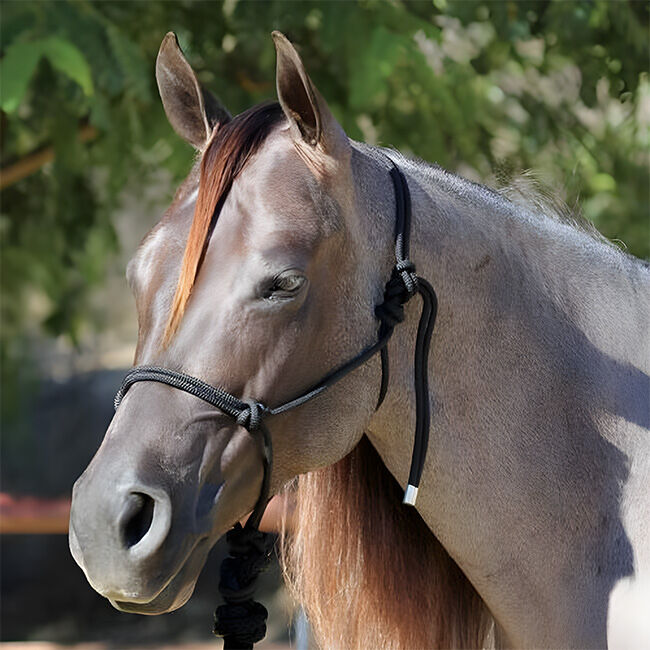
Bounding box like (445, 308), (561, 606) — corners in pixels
(0, 36), (93, 113)
(0, 40), (43, 112)
(40, 36), (94, 96)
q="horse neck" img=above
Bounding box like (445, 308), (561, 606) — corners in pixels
(358, 149), (647, 647)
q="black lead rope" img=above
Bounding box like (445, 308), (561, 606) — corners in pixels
(212, 521), (274, 649)
(374, 163), (438, 504)
(113, 154), (438, 648)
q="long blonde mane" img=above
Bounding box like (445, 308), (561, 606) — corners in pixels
(281, 436), (494, 649)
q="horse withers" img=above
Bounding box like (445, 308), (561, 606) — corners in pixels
(69, 31), (650, 648)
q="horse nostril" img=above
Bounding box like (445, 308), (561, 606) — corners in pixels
(122, 492), (155, 549)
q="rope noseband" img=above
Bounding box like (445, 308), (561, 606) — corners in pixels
(114, 153), (438, 648)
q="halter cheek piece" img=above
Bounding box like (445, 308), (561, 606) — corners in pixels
(113, 153), (438, 649)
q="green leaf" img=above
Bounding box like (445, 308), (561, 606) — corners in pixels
(105, 24), (150, 99)
(0, 36), (93, 113)
(589, 173), (617, 193)
(349, 26), (410, 111)
(0, 41), (44, 112)
(40, 36), (94, 97)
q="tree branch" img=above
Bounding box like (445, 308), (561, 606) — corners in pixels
(0, 124), (98, 190)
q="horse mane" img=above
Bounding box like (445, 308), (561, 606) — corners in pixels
(281, 436), (494, 649)
(496, 169), (621, 250)
(386, 147), (626, 256)
(164, 102), (284, 343)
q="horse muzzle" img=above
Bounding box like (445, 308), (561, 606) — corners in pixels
(68, 382), (263, 613)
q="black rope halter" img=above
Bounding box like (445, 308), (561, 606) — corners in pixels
(113, 151), (438, 649)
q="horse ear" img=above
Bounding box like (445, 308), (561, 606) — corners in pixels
(156, 32), (231, 149)
(272, 31), (347, 156)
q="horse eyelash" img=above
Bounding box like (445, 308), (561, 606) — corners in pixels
(263, 271), (306, 299)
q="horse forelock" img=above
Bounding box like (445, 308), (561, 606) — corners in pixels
(163, 102), (285, 344)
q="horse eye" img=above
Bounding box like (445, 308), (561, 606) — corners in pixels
(264, 271), (306, 299)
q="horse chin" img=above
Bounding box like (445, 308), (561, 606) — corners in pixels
(111, 583), (193, 615)
(110, 536), (211, 616)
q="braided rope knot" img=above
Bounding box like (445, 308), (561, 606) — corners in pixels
(214, 601), (267, 647)
(395, 259), (418, 296)
(214, 523), (274, 649)
(375, 260), (419, 329)
(236, 400), (264, 431)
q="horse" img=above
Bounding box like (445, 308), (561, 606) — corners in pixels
(69, 31), (650, 649)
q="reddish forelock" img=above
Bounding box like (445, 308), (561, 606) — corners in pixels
(164, 102), (284, 344)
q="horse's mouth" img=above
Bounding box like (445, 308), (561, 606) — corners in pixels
(110, 537), (211, 615)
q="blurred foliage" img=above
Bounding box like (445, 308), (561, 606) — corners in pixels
(1, 0), (648, 371)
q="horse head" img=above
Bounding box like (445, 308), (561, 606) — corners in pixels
(69, 32), (389, 614)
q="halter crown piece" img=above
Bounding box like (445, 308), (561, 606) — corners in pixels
(113, 152), (438, 649)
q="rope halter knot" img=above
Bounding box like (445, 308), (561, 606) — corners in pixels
(214, 523), (274, 649)
(236, 400), (265, 431)
(375, 258), (419, 330)
(395, 259), (418, 296)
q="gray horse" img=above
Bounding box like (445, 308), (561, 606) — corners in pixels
(69, 32), (650, 648)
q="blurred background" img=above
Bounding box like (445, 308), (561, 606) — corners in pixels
(1, 0), (648, 647)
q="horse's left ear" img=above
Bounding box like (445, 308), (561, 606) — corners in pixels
(272, 31), (348, 157)
(156, 32), (231, 149)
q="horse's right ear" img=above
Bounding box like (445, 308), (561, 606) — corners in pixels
(156, 32), (231, 149)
